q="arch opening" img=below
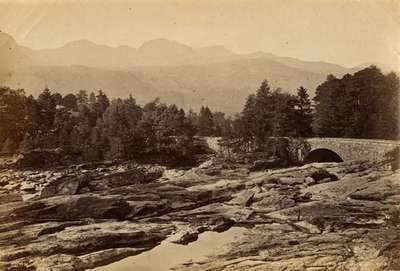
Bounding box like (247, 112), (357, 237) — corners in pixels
(304, 148), (343, 164)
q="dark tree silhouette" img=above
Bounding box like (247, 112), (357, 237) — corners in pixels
(313, 66), (399, 139)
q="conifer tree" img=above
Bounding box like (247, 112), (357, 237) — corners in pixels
(197, 106), (215, 136)
(294, 86), (313, 137)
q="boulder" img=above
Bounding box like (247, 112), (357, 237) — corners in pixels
(230, 190), (255, 207)
(14, 195), (132, 220)
(34, 254), (85, 271)
(143, 166), (164, 181)
(304, 176), (316, 186)
(13, 148), (81, 169)
(253, 194), (296, 211)
(204, 167), (221, 176)
(349, 187), (393, 201)
(128, 200), (169, 218)
(40, 174), (90, 198)
(251, 158), (281, 171)
(20, 182), (36, 192)
(293, 221), (321, 234)
(207, 217), (235, 232)
(171, 231), (199, 245)
(1, 222), (174, 270)
(199, 159), (214, 169)
(89, 167), (163, 191)
(293, 192), (312, 202)
(309, 169), (338, 183)
(79, 248), (147, 270)
(278, 177), (304, 186)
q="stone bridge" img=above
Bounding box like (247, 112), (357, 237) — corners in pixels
(204, 137), (400, 163)
(298, 138), (400, 163)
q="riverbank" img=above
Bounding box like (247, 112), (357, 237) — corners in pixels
(0, 157), (399, 270)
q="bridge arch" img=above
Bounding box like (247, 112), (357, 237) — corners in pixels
(304, 148), (343, 164)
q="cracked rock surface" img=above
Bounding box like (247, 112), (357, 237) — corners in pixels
(0, 158), (399, 270)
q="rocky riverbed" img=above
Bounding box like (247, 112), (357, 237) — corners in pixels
(0, 156), (399, 271)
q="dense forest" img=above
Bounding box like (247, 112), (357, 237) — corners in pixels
(0, 88), (199, 163)
(0, 66), (398, 164)
(0, 86), (235, 162)
(229, 66), (399, 146)
(313, 66), (399, 139)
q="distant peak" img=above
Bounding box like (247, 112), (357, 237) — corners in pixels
(143, 38), (171, 43)
(64, 39), (99, 48)
(141, 38), (179, 45)
(201, 45), (226, 49)
(139, 38), (192, 51)
(199, 45), (231, 52)
(117, 45), (135, 50)
(250, 51), (277, 58)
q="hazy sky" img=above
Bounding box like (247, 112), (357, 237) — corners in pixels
(0, 0), (399, 70)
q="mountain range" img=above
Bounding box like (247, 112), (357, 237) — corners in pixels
(0, 31), (368, 112)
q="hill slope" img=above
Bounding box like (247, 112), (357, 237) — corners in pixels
(0, 32), (360, 112)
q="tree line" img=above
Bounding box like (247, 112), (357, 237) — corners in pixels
(313, 66), (399, 139)
(230, 81), (312, 145)
(0, 65), (398, 162)
(227, 65), (399, 148)
(0, 88), (200, 163)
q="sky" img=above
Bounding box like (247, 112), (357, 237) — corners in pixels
(0, 0), (399, 70)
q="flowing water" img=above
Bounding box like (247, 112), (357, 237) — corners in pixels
(92, 227), (247, 271)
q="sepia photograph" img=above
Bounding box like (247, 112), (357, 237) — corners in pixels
(0, 0), (399, 270)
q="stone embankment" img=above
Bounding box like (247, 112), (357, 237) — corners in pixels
(0, 157), (399, 270)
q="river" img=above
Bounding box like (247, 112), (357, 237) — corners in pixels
(92, 227), (247, 271)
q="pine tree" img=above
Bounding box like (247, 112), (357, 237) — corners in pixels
(313, 74), (346, 137)
(37, 87), (56, 130)
(0, 87), (29, 148)
(197, 106), (215, 136)
(76, 90), (89, 105)
(51, 93), (63, 105)
(294, 86), (313, 137)
(254, 80), (273, 142)
(95, 90), (110, 118)
(62, 94), (78, 110)
(88, 92), (96, 108)
(240, 94), (257, 141)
